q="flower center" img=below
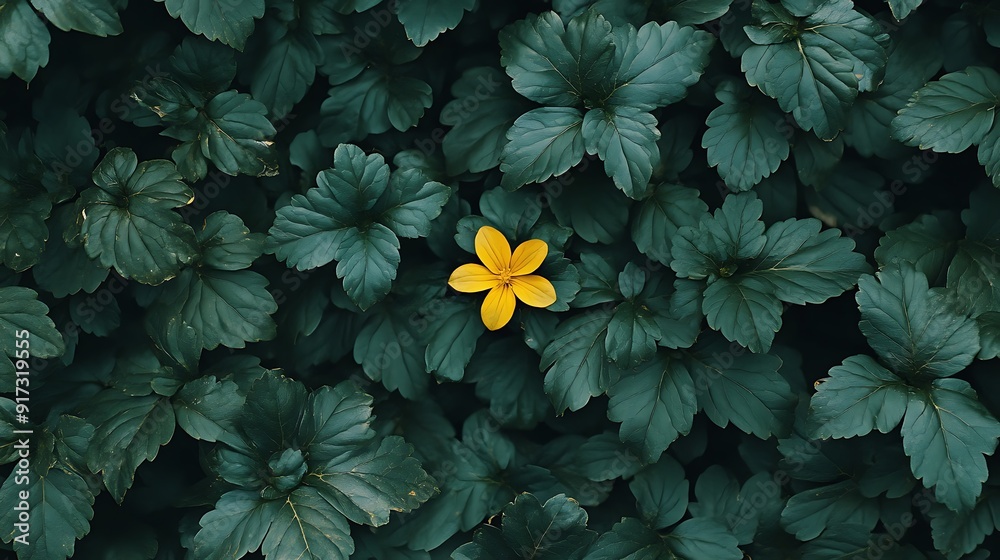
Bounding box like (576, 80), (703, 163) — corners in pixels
(499, 268), (512, 285)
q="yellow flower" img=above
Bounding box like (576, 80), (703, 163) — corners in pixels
(448, 226), (557, 331)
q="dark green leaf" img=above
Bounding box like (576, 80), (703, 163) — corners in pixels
(748, 217), (870, 305)
(742, 0), (890, 139)
(424, 299), (485, 382)
(703, 275), (782, 353)
(845, 29), (942, 158)
(467, 338), (550, 429)
(196, 211), (264, 270)
(540, 311), (615, 414)
(499, 11), (613, 107)
(375, 169), (451, 239)
(165, 90), (278, 180)
(875, 213), (962, 286)
(30, 0), (122, 36)
(500, 107), (585, 190)
(300, 382), (374, 465)
(548, 169), (632, 244)
(173, 376), (245, 444)
(781, 480), (880, 540)
(454, 493), (596, 560)
(335, 224), (400, 311)
(653, 0), (736, 25)
(793, 133), (843, 188)
(703, 82), (790, 192)
(159, 0), (265, 50)
(0, 467), (95, 560)
(244, 21), (323, 119)
(385, 442), (511, 550)
(0, 286), (66, 371)
(170, 35), (237, 95)
(441, 67), (531, 175)
(857, 264), (980, 378)
(320, 71), (433, 140)
(193, 490), (281, 560)
(310, 436), (436, 526)
(0, 0), (49, 82)
(236, 373), (307, 460)
(809, 355), (908, 439)
(154, 267), (278, 349)
(606, 300), (660, 367)
(888, 0), (923, 19)
(354, 308), (430, 399)
(902, 378), (1000, 512)
(261, 485), (354, 559)
(33, 204), (109, 297)
(582, 106), (660, 198)
(930, 488), (1000, 560)
(803, 162), (887, 233)
(688, 467), (768, 544)
(607, 21), (715, 111)
(69, 291), (120, 336)
(80, 147), (198, 285)
(686, 335), (795, 438)
(267, 144), (390, 270)
(396, 0), (476, 47)
(948, 188), (1000, 316)
(631, 183), (706, 265)
(584, 517), (742, 560)
(671, 192), (767, 280)
(977, 312), (1000, 360)
(83, 389), (175, 502)
(607, 350), (696, 463)
(629, 456), (688, 530)
(891, 66), (1000, 154)
(0, 176), (50, 272)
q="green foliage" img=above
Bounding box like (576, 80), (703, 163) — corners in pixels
(267, 143), (450, 309)
(498, 10), (713, 197)
(671, 192), (870, 352)
(3, 0), (1000, 559)
(78, 147), (198, 285)
(742, 0), (890, 140)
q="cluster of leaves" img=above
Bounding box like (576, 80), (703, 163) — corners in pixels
(3, 0), (1000, 559)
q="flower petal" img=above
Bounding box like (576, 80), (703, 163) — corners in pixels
(475, 226), (512, 274)
(449, 263), (500, 293)
(511, 275), (557, 308)
(481, 284), (516, 331)
(509, 239), (549, 276)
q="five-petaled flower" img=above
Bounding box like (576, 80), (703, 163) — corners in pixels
(448, 226), (557, 330)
